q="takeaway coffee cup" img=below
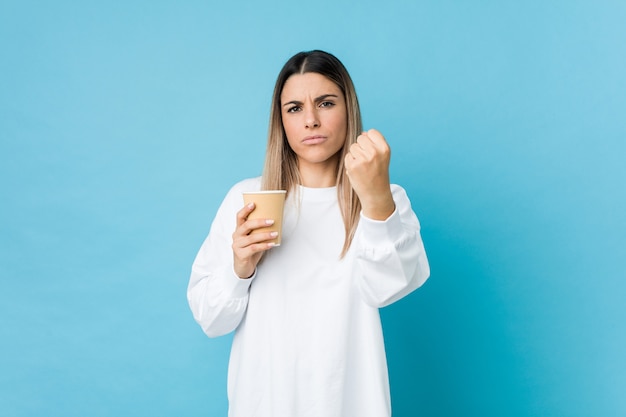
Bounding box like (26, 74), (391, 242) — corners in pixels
(242, 190), (287, 246)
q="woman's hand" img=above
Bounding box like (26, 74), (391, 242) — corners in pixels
(344, 128), (395, 220)
(232, 202), (277, 279)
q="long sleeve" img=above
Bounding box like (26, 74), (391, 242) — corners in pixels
(352, 184), (430, 308)
(187, 179), (260, 338)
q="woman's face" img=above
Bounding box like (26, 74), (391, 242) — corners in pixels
(280, 72), (348, 171)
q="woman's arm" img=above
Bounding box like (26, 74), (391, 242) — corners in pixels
(187, 179), (264, 338)
(352, 184), (430, 308)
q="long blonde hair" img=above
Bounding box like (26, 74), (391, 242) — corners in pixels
(261, 50), (362, 257)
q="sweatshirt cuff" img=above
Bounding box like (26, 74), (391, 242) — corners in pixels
(358, 206), (404, 245)
(225, 266), (255, 298)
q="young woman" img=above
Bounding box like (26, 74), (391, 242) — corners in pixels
(188, 50), (430, 417)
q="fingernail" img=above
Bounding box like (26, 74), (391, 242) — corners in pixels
(270, 232), (278, 237)
(248, 203), (255, 209)
(265, 219), (274, 225)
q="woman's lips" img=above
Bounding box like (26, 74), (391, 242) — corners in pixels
(302, 135), (327, 145)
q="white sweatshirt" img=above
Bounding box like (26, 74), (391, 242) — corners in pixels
(188, 177), (430, 417)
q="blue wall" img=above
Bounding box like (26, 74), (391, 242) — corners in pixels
(1, 1), (624, 416)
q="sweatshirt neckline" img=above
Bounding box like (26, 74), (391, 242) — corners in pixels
(297, 184), (337, 201)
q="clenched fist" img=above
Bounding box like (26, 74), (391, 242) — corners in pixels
(344, 129), (396, 220)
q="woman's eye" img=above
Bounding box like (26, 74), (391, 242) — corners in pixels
(319, 101), (334, 108)
(287, 106), (301, 113)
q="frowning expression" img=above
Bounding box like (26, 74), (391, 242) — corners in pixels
(281, 72), (348, 171)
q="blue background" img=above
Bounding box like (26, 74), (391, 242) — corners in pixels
(1, 1), (625, 416)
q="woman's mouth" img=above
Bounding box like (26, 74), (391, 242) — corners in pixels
(302, 135), (327, 145)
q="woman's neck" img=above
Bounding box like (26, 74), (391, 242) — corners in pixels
(297, 159), (338, 188)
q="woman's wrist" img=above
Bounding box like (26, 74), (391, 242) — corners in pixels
(360, 192), (395, 220)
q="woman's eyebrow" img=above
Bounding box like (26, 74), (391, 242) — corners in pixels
(282, 94), (339, 108)
(315, 94), (339, 102)
(282, 99), (302, 108)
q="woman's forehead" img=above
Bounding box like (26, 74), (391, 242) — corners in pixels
(281, 73), (342, 100)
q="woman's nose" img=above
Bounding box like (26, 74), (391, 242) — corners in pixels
(305, 109), (320, 128)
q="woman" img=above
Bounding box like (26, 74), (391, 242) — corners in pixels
(188, 50), (430, 417)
